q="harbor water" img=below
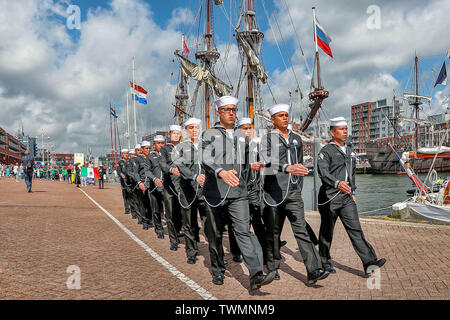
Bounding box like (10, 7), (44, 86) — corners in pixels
(302, 172), (450, 216)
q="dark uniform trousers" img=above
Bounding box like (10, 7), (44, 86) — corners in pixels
(98, 178), (104, 189)
(264, 190), (322, 273)
(136, 188), (149, 224)
(121, 188), (131, 213)
(181, 197), (209, 259)
(162, 188), (181, 245)
(318, 193), (377, 267)
(149, 189), (164, 235)
(206, 198), (263, 278)
(249, 203), (267, 263)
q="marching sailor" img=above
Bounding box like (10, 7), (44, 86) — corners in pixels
(160, 126), (184, 251)
(134, 142), (153, 230)
(117, 149), (131, 215)
(128, 144), (148, 226)
(317, 117), (386, 275)
(236, 118), (267, 264)
(172, 118), (211, 264)
(145, 136), (166, 239)
(125, 149), (140, 220)
(201, 95), (275, 290)
(260, 104), (329, 285)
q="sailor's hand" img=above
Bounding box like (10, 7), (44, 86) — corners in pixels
(139, 182), (146, 191)
(338, 181), (352, 194)
(251, 162), (264, 171)
(352, 195), (356, 203)
(218, 170), (240, 187)
(286, 164), (309, 176)
(171, 167), (181, 176)
(155, 178), (163, 187)
(196, 174), (205, 186)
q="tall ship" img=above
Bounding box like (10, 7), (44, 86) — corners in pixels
(363, 55), (450, 174)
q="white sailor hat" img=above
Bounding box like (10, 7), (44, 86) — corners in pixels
(215, 96), (239, 109)
(236, 118), (253, 127)
(268, 104), (290, 117)
(129, 150), (136, 155)
(121, 148), (129, 153)
(330, 117), (348, 127)
(169, 125), (182, 132)
(141, 141), (151, 147)
(184, 117), (202, 127)
(134, 144), (141, 149)
(154, 135), (165, 142)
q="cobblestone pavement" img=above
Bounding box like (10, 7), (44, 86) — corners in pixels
(0, 178), (448, 300)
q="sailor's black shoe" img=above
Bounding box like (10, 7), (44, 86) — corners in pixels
(307, 269), (330, 285)
(274, 270), (281, 280)
(324, 266), (336, 274)
(212, 275), (224, 285)
(364, 258), (386, 275)
(232, 254), (243, 263)
(250, 271), (276, 291)
(170, 243), (178, 251)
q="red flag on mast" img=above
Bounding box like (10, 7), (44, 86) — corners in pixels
(183, 37), (190, 56)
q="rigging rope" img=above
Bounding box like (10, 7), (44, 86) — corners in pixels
(281, 0), (312, 77)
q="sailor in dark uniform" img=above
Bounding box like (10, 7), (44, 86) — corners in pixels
(317, 117), (386, 275)
(128, 145), (146, 224)
(236, 118), (267, 265)
(172, 118), (211, 264)
(133, 142), (153, 230)
(117, 149), (131, 214)
(201, 95), (275, 290)
(125, 149), (139, 219)
(260, 104), (329, 285)
(160, 126), (183, 251)
(145, 136), (166, 239)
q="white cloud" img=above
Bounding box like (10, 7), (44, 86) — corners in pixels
(0, 0), (448, 156)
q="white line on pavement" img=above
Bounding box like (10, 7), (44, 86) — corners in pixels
(79, 188), (217, 300)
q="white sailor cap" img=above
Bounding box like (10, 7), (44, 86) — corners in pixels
(141, 141), (151, 147)
(330, 117), (348, 127)
(121, 148), (129, 153)
(154, 135), (165, 142)
(268, 104), (290, 117)
(236, 118), (253, 128)
(184, 117), (202, 127)
(129, 150), (136, 155)
(215, 96), (239, 109)
(134, 144), (141, 149)
(169, 125), (182, 132)
(287, 124), (292, 130)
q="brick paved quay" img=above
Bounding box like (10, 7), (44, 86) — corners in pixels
(0, 178), (448, 300)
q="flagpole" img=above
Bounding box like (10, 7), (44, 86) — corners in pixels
(312, 7), (318, 54)
(126, 91), (131, 149)
(312, 7), (322, 89)
(113, 107), (118, 170)
(132, 56), (138, 145)
(109, 104), (114, 166)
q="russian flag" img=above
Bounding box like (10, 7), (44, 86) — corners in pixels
(314, 16), (333, 58)
(130, 81), (148, 104)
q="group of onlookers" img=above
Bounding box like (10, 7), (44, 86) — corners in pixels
(0, 162), (24, 181)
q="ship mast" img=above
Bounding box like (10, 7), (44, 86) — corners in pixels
(174, 35), (190, 126)
(300, 7), (329, 132)
(235, 0), (265, 130)
(195, 0), (220, 130)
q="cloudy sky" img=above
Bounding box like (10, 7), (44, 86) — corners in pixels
(0, 0), (449, 156)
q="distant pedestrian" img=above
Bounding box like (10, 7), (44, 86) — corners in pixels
(21, 150), (35, 192)
(98, 166), (105, 189)
(67, 168), (72, 183)
(75, 165), (81, 187)
(13, 163), (19, 182)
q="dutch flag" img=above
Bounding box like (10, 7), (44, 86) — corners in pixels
(130, 81), (148, 104)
